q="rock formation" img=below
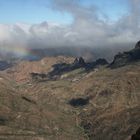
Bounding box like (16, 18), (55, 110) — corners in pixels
(135, 41), (140, 48)
(73, 57), (86, 66)
(131, 127), (140, 140)
(29, 57), (108, 81)
(109, 41), (140, 68)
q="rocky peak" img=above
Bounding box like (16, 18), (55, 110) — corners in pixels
(135, 40), (140, 49)
(109, 41), (140, 68)
(74, 57), (85, 66)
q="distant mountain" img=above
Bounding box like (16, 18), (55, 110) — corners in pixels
(25, 45), (132, 62)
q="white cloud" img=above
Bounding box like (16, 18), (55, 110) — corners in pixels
(0, 0), (140, 58)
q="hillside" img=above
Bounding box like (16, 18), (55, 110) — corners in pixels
(0, 73), (86, 140)
(0, 42), (140, 140)
(5, 56), (74, 83)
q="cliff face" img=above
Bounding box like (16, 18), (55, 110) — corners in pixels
(109, 41), (140, 68)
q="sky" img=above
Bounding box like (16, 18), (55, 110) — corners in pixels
(0, 0), (140, 58)
(0, 0), (128, 24)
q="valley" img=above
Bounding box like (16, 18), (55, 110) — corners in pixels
(0, 42), (140, 140)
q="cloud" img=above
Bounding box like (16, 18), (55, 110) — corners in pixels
(0, 0), (140, 59)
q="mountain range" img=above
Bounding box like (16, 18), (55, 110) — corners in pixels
(0, 41), (140, 140)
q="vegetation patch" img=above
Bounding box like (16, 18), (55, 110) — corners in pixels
(68, 97), (89, 107)
(0, 117), (8, 125)
(22, 96), (36, 105)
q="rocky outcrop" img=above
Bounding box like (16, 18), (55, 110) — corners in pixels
(29, 57), (108, 81)
(47, 57), (86, 79)
(47, 57), (108, 79)
(131, 127), (140, 140)
(73, 57), (86, 66)
(135, 41), (140, 48)
(109, 41), (140, 68)
(85, 58), (108, 70)
(95, 58), (108, 65)
(0, 61), (13, 71)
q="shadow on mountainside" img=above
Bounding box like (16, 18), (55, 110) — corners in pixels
(30, 57), (108, 81)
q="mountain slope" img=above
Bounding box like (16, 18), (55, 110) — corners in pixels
(0, 74), (86, 140)
(0, 41), (140, 140)
(2, 61), (139, 140)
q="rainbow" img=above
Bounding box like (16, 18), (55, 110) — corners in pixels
(0, 44), (29, 57)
